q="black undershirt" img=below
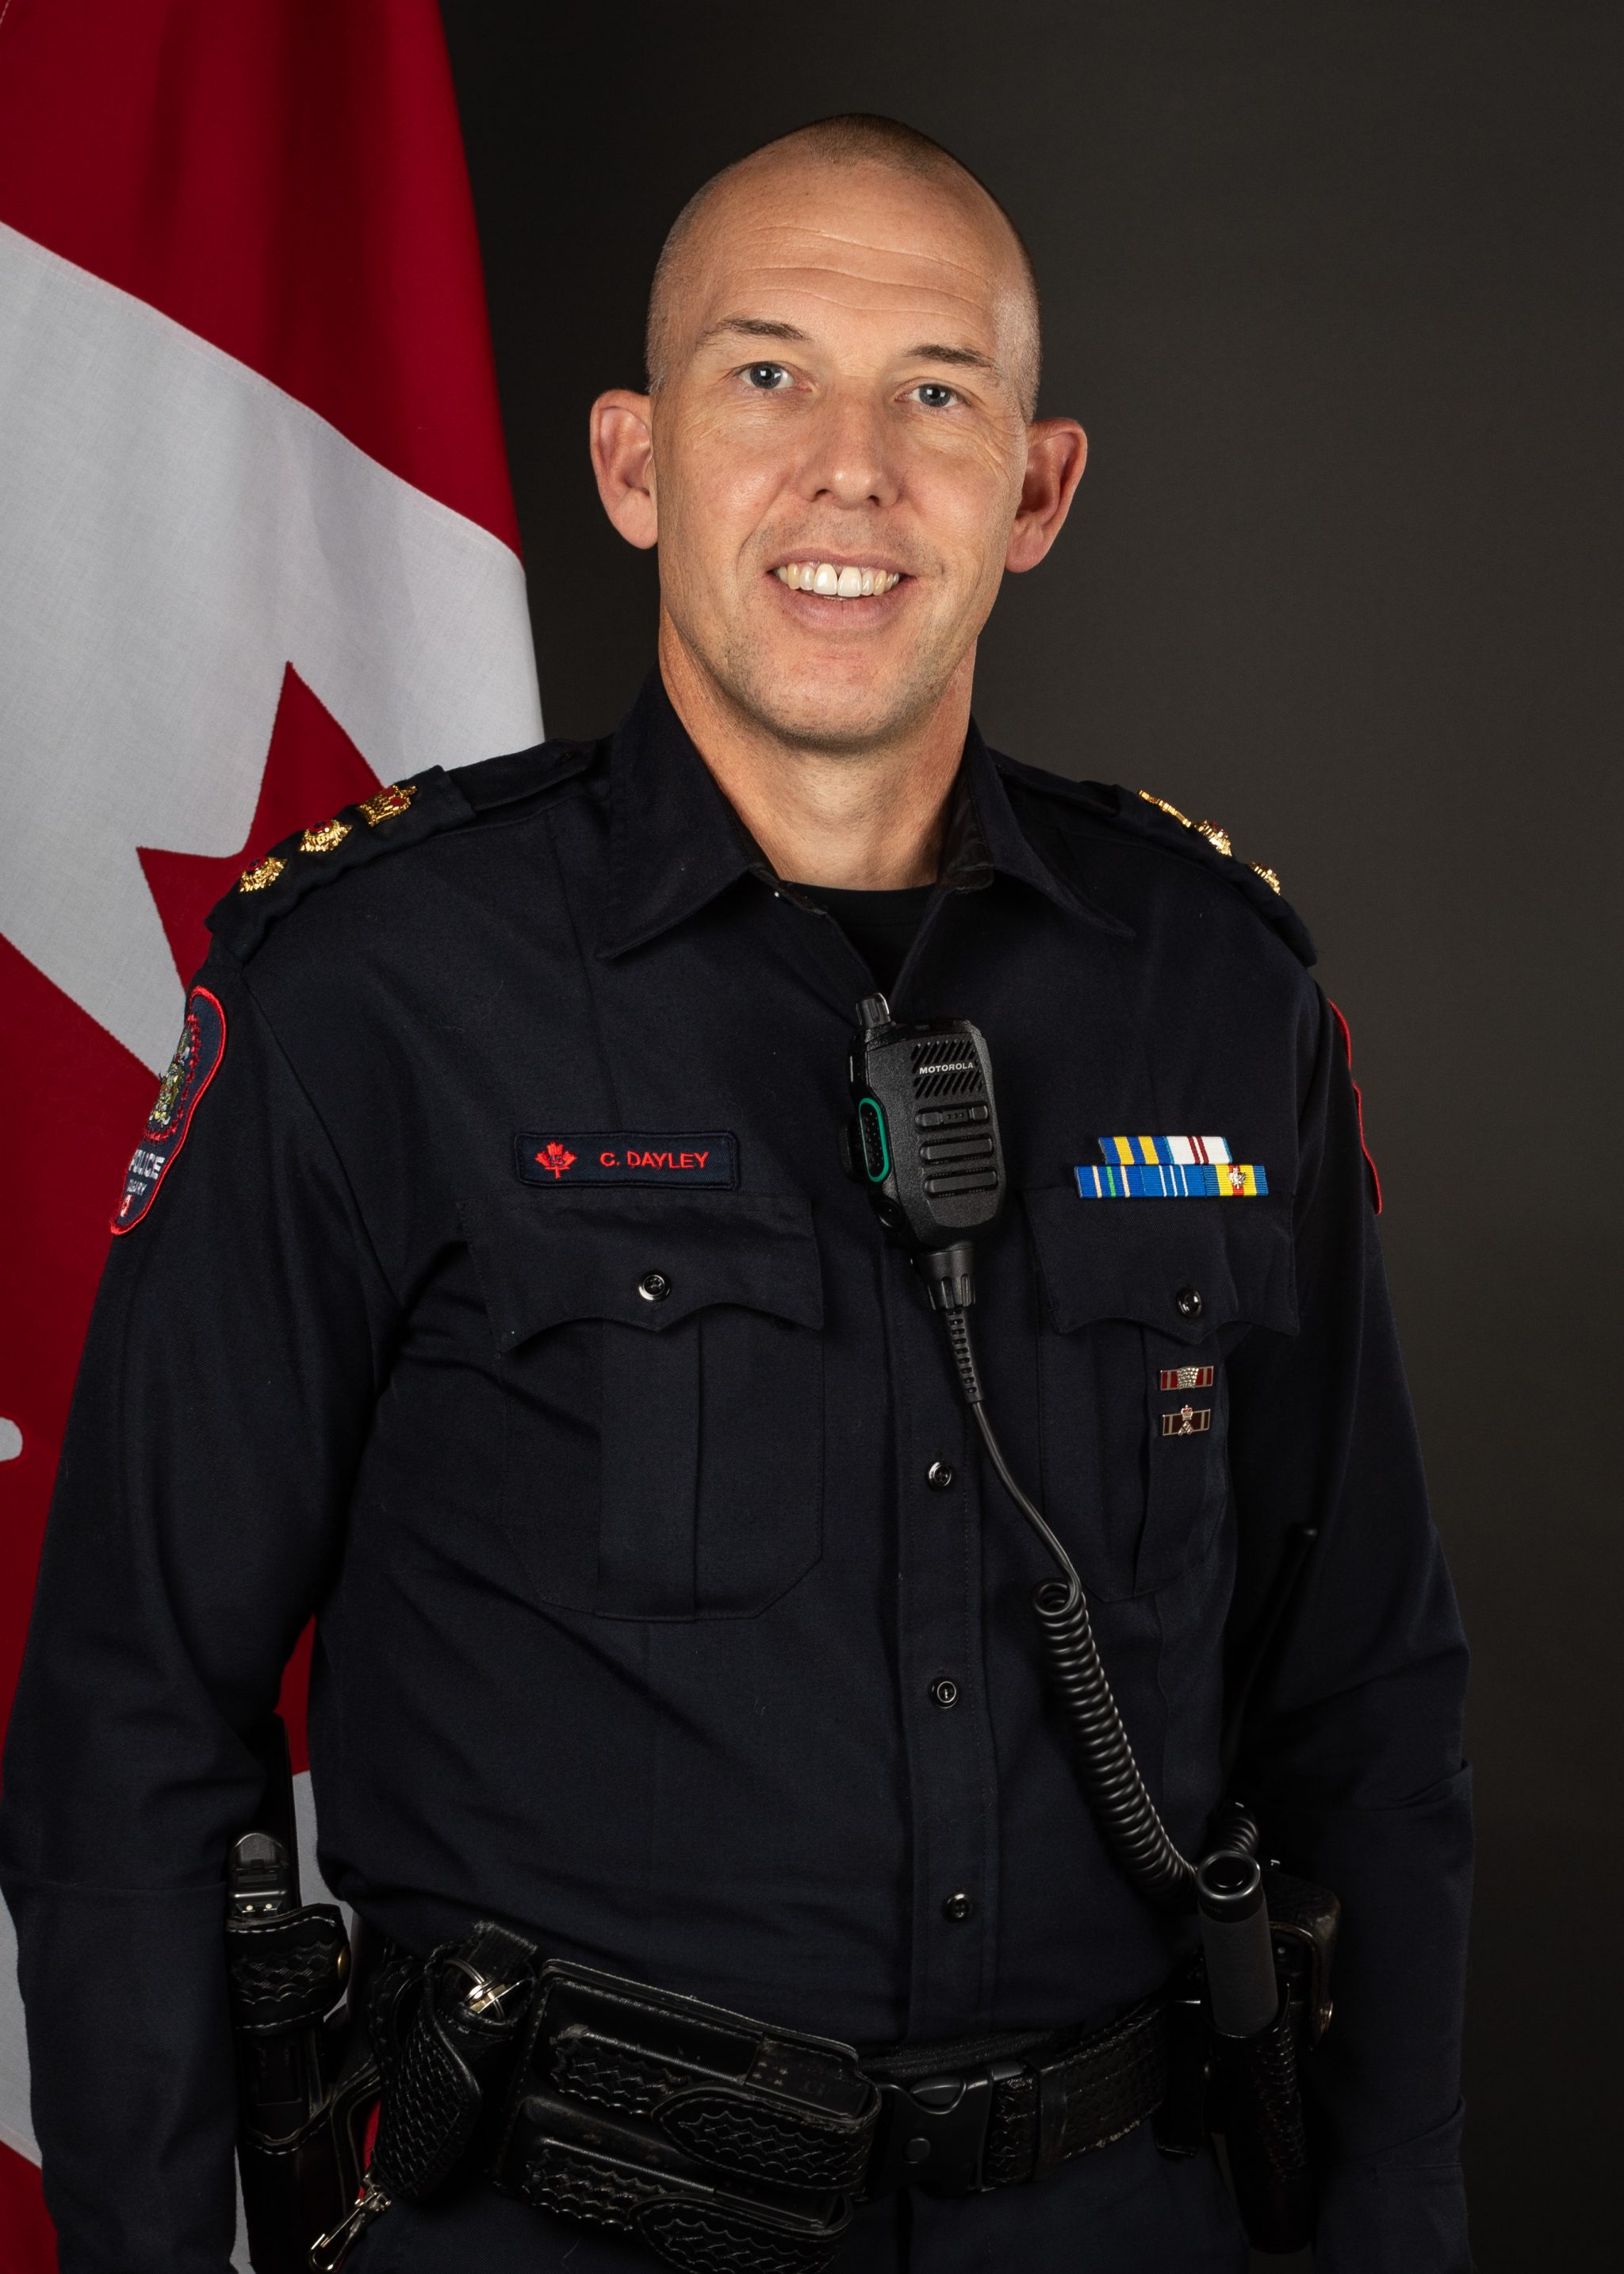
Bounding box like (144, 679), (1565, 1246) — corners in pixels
(789, 881), (937, 995)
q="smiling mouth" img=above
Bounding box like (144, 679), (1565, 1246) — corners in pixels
(773, 562), (904, 600)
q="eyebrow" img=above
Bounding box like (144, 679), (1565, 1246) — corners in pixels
(698, 316), (1000, 379)
(906, 342), (998, 375)
(698, 317), (811, 347)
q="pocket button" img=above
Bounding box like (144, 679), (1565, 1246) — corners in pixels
(638, 1271), (672, 1303)
(1176, 1284), (1203, 1320)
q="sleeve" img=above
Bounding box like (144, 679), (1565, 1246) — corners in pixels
(0, 949), (400, 2274)
(1224, 987), (1473, 2274)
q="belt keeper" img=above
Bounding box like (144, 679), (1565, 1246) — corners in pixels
(1035, 2057), (1069, 2176)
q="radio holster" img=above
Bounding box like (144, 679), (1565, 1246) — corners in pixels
(1156, 1861), (1340, 2253)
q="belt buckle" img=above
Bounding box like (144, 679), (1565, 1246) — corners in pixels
(868, 2061), (1024, 2197)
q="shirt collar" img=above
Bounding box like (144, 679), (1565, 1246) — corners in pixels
(597, 669), (1124, 959)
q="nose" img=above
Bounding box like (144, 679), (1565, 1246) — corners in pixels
(797, 384), (899, 511)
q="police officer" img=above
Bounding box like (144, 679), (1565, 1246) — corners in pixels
(0, 115), (1471, 2274)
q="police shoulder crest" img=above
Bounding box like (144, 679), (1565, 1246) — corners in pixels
(111, 985), (227, 1233)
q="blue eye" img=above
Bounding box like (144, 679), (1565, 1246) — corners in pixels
(743, 362), (791, 390)
(913, 382), (958, 409)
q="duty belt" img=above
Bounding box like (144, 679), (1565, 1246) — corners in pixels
(348, 1927), (1179, 2274)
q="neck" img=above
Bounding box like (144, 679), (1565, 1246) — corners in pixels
(657, 617), (971, 889)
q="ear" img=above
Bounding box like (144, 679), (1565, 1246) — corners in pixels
(1005, 418), (1088, 574)
(590, 390), (658, 550)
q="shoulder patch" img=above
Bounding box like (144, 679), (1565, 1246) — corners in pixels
(203, 742), (599, 964)
(1328, 998), (1383, 1214)
(996, 753), (1314, 967)
(111, 985), (226, 1233)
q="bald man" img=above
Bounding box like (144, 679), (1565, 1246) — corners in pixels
(2, 117), (1470, 2274)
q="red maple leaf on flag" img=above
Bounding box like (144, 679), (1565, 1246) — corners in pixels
(138, 665), (381, 987)
(534, 1142), (577, 1178)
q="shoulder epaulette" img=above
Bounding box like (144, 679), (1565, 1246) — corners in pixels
(998, 755), (1316, 968)
(206, 738), (599, 961)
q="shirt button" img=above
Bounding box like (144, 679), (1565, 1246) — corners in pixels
(941, 1891), (975, 1923)
(926, 1461), (956, 1492)
(930, 1676), (959, 1711)
(638, 1271), (672, 1303)
(1176, 1285), (1203, 1320)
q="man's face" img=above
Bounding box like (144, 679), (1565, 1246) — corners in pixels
(622, 159), (1063, 753)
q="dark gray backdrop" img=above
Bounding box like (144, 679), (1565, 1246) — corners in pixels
(439, 4), (1623, 2264)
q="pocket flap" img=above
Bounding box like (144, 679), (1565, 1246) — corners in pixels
(1024, 1184), (1297, 1344)
(462, 1191), (823, 1350)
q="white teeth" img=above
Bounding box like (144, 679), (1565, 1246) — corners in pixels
(773, 562), (902, 599)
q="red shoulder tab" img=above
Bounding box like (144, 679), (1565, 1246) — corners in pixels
(1327, 999), (1381, 1215)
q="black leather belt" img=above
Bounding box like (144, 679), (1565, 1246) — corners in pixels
(350, 1927), (1179, 2274)
(864, 1993), (1173, 2196)
(472, 1955), (1176, 2274)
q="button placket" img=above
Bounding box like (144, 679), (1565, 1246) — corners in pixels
(888, 1273), (997, 2038)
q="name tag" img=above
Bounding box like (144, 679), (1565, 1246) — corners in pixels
(516, 1133), (737, 1188)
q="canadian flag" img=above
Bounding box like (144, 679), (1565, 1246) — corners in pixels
(0, 4), (542, 2262)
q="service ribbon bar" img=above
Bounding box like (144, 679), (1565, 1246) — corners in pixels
(1092, 1133), (1234, 1168)
(1075, 1160), (1269, 1199)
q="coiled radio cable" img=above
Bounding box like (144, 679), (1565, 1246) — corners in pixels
(935, 1271), (1196, 1906)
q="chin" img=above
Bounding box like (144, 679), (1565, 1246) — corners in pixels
(733, 655), (935, 754)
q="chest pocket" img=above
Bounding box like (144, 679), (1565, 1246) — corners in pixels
(464, 1193), (824, 1620)
(1023, 1187), (1297, 1601)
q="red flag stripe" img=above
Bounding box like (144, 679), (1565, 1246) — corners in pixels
(0, 2141), (57, 2270)
(0, 0), (518, 549)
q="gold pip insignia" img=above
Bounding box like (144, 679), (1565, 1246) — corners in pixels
(1250, 863), (1282, 894)
(359, 782), (416, 826)
(1159, 1366), (1215, 1391)
(238, 855), (286, 893)
(300, 817), (351, 854)
(1161, 1405), (1212, 1437)
(1196, 819), (1232, 857)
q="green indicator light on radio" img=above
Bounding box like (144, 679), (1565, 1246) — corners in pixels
(857, 1097), (891, 1183)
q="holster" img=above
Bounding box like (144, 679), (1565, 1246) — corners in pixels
(1154, 1864), (1340, 2257)
(224, 1900), (378, 2274)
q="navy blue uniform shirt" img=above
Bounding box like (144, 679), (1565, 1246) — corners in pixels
(0, 675), (1471, 2271)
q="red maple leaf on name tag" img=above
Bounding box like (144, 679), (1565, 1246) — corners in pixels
(534, 1143), (576, 1178)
